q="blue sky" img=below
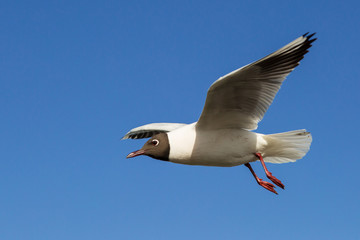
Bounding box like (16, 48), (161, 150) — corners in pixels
(1, 0), (359, 239)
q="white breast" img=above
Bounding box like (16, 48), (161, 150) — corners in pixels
(167, 124), (267, 167)
(167, 123), (197, 161)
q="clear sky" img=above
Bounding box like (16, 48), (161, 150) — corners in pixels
(1, 0), (359, 239)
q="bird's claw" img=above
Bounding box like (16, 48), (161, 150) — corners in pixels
(267, 173), (285, 189)
(258, 178), (278, 194)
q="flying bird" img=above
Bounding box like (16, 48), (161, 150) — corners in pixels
(123, 33), (316, 194)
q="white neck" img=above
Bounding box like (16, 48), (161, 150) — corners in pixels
(167, 123), (197, 161)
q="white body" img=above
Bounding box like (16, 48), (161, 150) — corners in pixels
(167, 123), (262, 166)
(167, 123), (311, 167)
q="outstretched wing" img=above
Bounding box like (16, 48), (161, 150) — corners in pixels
(196, 33), (316, 130)
(122, 123), (188, 140)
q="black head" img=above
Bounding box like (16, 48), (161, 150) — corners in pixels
(126, 133), (170, 161)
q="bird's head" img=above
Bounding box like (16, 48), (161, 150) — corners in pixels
(126, 133), (170, 161)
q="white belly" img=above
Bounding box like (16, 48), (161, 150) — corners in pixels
(167, 124), (266, 167)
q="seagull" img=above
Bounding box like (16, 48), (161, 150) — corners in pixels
(123, 33), (316, 194)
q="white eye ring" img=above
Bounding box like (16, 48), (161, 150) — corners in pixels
(151, 139), (159, 146)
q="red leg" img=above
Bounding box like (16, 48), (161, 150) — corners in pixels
(255, 153), (285, 189)
(245, 163), (278, 194)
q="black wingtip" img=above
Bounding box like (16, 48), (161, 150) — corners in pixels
(303, 32), (317, 41)
(307, 32), (316, 39)
(302, 32), (317, 46)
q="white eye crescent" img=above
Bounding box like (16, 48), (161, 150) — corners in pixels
(151, 139), (159, 146)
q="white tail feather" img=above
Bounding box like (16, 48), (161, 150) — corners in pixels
(262, 129), (312, 163)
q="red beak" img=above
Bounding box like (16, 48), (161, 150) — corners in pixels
(126, 149), (145, 158)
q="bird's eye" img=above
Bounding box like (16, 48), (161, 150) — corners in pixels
(151, 139), (159, 146)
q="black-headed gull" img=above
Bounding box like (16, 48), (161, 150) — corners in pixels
(123, 33), (316, 194)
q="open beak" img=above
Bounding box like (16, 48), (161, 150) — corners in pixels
(126, 149), (145, 158)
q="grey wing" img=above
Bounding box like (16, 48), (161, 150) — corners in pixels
(196, 33), (316, 130)
(122, 123), (188, 140)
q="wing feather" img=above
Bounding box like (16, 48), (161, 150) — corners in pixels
(197, 33), (316, 130)
(122, 123), (187, 140)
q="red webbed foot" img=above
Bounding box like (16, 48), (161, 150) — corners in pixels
(255, 153), (285, 190)
(245, 163), (278, 195)
(266, 172), (285, 189)
(258, 178), (278, 194)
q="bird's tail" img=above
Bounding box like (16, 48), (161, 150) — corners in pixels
(262, 129), (312, 163)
